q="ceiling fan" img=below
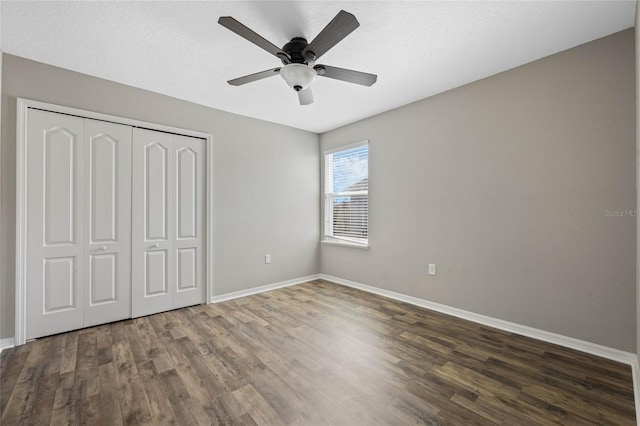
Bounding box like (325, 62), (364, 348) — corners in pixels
(218, 10), (377, 106)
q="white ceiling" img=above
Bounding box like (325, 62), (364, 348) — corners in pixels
(1, 1), (635, 133)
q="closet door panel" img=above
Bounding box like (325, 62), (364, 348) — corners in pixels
(146, 143), (169, 240)
(132, 128), (174, 317)
(90, 254), (117, 303)
(90, 133), (117, 241)
(26, 110), (84, 339)
(43, 257), (76, 312)
(173, 135), (205, 309)
(83, 119), (132, 327)
(177, 248), (196, 290)
(44, 129), (76, 245)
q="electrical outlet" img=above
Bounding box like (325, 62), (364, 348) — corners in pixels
(428, 264), (436, 276)
(265, 254), (271, 264)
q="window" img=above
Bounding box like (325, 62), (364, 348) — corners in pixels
(324, 142), (368, 246)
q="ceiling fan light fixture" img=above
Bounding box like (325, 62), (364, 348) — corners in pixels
(280, 64), (316, 91)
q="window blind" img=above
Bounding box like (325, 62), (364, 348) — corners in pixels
(324, 143), (368, 244)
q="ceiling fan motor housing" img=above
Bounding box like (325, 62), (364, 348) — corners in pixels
(282, 37), (313, 64)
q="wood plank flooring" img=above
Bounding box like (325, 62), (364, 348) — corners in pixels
(1, 279), (636, 425)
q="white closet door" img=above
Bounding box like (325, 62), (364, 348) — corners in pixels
(132, 129), (205, 317)
(132, 128), (174, 317)
(26, 110), (85, 339)
(173, 134), (205, 309)
(83, 119), (132, 327)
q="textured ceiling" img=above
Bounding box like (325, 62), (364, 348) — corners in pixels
(1, 1), (635, 133)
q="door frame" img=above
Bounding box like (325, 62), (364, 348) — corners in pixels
(15, 98), (214, 345)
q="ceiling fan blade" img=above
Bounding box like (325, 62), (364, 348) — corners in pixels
(298, 87), (314, 105)
(227, 68), (281, 86)
(303, 10), (359, 61)
(315, 65), (377, 86)
(218, 16), (287, 58)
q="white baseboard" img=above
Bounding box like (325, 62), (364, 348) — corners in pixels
(210, 274), (322, 304)
(0, 337), (15, 353)
(319, 274), (637, 365)
(632, 356), (640, 425)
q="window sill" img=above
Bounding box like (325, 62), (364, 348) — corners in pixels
(321, 239), (369, 250)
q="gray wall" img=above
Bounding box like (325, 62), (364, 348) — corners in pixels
(320, 29), (636, 352)
(1, 54), (320, 339)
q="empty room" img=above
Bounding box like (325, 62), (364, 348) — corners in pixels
(0, 1), (639, 424)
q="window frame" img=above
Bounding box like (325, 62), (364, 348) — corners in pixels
(322, 140), (369, 248)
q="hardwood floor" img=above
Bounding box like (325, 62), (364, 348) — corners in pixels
(1, 279), (636, 425)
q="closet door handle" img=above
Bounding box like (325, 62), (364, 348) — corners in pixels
(95, 246), (107, 251)
(149, 244), (159, 249)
